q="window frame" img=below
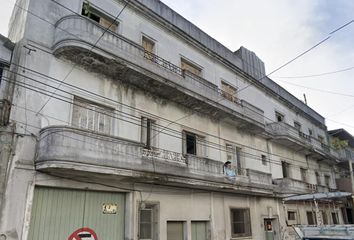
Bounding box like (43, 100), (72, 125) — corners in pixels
(261, 154), (267, 166)
(230, 208), (252, 238)
(182, 130), (206, 157)
(72, 96), (115, 135)
(180, 57), (203, 77)
(294, 121), (301, 131)
(138, 202), (159, 240)
(275, 111), (285, 122)
(141, 117), (158, 149)
(221, 80), (238, 103)
(81, 2), (119, 32)
(306, 211), (317, 225)
(300, 168), (307, 182)
(331, 212), (339, 224)
(287, 210), (297, 222)
(282, 161), (289, 178)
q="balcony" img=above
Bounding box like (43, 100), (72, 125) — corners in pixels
(36, 126), (273, 195)
(53, 15), (264, 132)
(273, 178), (331, 195)
(266, 122), (312, 151)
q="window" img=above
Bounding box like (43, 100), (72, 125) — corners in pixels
(324, 175), (331, 187)
(275, 112), (284, 122)
(191, 221), (208, 240)
(81, 2), (118, 32)
(261, 155), (267, 166)
(331, 212), (339, 224)
(221, 81), (238, 103)
(167, 221), (184, 240)
(181, 58), (202, 77)
(294, 121), (301, 131)
(230, 209), (251, 237)
(315, 172), (321, 185)
(141, 117), (156, 149)
(306, 211), (317, 225)
(321, 211), (328, 225)
(72, 97), (114, 134)
(183, 131), (205, 156)
(0, 66), (3, 85)
(186, 132), (196, 155)
(287, 211), (296, 221)
(300, 168), (307, 182)
(308, 129), (313, 137)
(142, 36), (155, 61)
(226, 144), (243, 174)
(139, 204), (158, 240)
(282, 161), (289, 178)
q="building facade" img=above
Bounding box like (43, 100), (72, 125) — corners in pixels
(0, 0), (351, 239)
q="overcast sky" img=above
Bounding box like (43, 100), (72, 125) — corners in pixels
(1, 0), (354, 135)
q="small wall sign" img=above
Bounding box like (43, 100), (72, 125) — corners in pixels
(102, 203), (118, 214)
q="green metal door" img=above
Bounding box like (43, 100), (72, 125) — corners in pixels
(27, 187), (125, 240)
(191, 221), (208, 240)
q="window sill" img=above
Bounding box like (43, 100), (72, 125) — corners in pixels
(230, 236), (252, 240)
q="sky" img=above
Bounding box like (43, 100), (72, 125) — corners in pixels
(0, 0), (354, 135)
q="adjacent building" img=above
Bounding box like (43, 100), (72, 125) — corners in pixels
(0, 0), (352, 239)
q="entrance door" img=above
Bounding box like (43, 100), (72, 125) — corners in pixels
(27, 187), (125, 240)
(264, 219), (274, 240)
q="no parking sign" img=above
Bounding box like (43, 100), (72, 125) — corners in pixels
(68, 228), (98, 240)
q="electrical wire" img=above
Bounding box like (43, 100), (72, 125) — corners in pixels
(3, 76), (346, 176)
(2, 0), (331, 145)
(3, 0), (352, 176)
(1, 74), (339, 170)
(273, 66), (354, 79)
(278, 80), (354, 98)
(35, 0), (131, 114)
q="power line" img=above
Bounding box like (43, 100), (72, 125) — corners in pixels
(2, 73), (333, 167)
(236, 18), (354, 94)
(35, 0), (130, 114)
(273, 66), (354, 79)
(2, 1), (346, 171)
(278, 80), (354, 98)
(1, 75), (344, 173)
(4, 0), (330, 146)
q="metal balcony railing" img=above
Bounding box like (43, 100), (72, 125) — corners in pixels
(54, 15), (265, 127)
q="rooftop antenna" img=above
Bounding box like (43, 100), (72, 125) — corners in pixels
(303, 93), (307, 105)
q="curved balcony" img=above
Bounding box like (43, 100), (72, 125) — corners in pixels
(36, 126), (273, 195)
(266, 122), (312, 151)
(52, 15), (264, 132)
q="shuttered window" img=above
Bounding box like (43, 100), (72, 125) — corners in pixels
(72, 97), (114, 135)
(181, 59), (202, 77)
(221, 81), (238, 103)
(167, 221), (184, 240)
(139, 204), (158, 240)
(191, 221), (208, 240)
(142, 36), (156, 61)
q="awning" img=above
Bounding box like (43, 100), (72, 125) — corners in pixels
(283, 191), (352, 202)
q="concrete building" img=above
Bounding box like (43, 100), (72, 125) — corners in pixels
(329, 129), (354, 224)
(0, 0), (350, 239)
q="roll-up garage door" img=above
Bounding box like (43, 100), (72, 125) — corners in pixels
(27, 187), (125, 240)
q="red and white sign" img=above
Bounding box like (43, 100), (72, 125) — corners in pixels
(68, 227), (98, 240)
